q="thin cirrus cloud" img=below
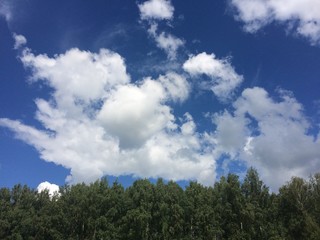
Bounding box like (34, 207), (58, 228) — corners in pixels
(0, 0), (12, 22)
(0, 34), (216, 186)
(230, 0), (320, 45)
(183, 52), (243, 102)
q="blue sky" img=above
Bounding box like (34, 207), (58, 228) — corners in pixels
(1, 0), (320, 192)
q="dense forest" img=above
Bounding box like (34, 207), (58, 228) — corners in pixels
(1, 168), (320, 240)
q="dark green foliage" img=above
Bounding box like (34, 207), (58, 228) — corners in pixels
(278, 177), (320, 239)
(1, 169), (320, 239)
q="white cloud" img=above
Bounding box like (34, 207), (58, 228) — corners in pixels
(213, 111), (249, 158)
(138, 0), (174, 21)
(158, 72), (190, 102)
(0, 38), (217, 186)
(13, 33), (27, 49)
(183, 52), (243, 101)
(147, 24), (184, 60)
(0, 0), (12, 22)
(137, 0), (184, 60)
(230, 0), (320, 45)
(121, 114), (216, 186)
(37, 181), (60, 197)
(21, 48), (130, 103)
(213, 87), (320, 190)
(97, 72), (189, 149)
(154, 32), (184, 60)
(139, 1), (184, 60)
(97, 78), (174, 149)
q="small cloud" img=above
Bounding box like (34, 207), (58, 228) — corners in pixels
(154, 32), (184, 60)
(37, 181), (60, 197)
(147, 23), (184, 60)
(138, 1), (183, 60)
(138, 0), (174, 21)
(183, 52), (243, 101)
(0, 0), (12, 22)
(13, 33), (27, 49)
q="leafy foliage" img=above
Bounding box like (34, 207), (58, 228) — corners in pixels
(1, 169), (320, 239)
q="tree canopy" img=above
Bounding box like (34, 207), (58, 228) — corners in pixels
(1, 168), (320, 239)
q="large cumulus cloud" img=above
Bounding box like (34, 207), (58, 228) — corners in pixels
(0, 39), (216, 186)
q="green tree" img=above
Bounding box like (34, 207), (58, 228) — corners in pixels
(279, 177), (320, 239)
(121, 179), (153, 240)
(0, 188), (11, 238)
(1, 170), (320, 239)
(185, 182), (218, 240)
(241, 168), (271, 239)
(214, 174), (246, 239)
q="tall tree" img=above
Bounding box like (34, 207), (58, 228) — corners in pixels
(0, 188), (11, 238)
(185, 181), (217, 239)
(214, 174), (246, 239)
(241, 168), (271, 239)
(121, 179), (154, 240)
(279, 177), (320, 239)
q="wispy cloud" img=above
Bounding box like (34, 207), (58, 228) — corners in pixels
(0, 0), (12, 22)
(138, 0), (184, 60)
(13, 33), (27, 49)
(150, 29), (185, 60)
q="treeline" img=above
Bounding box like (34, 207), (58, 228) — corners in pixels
(1, 168), (320, 240)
